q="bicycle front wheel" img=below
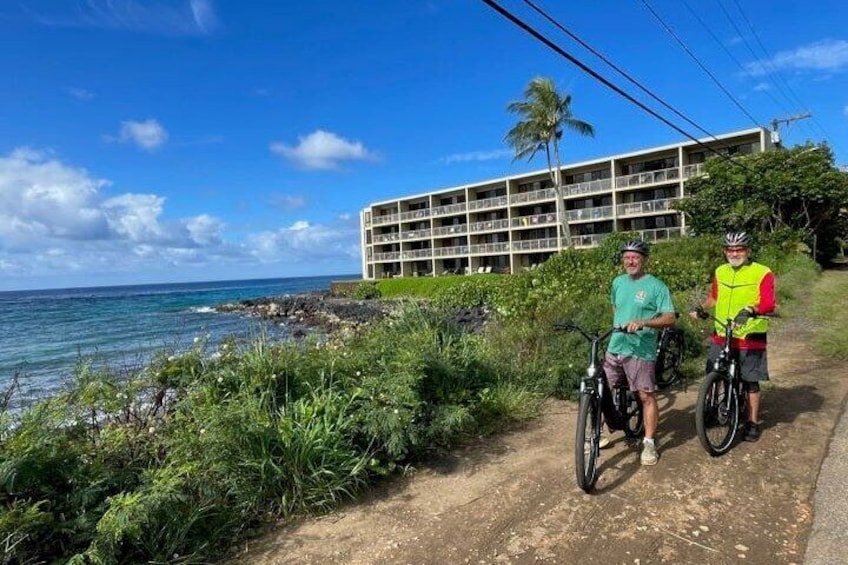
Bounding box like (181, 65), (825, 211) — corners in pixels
(575, 393), (601, 492)
(695, 371), (739, 456)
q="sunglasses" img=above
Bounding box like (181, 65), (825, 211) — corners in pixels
(725, 247), (748, 254)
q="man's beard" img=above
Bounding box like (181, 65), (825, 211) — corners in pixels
(728, 256), (746, 267)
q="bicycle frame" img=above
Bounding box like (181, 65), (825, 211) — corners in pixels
(555, 323), (630, 433)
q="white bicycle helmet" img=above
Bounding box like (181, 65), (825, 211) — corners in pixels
(722, 232), (751, 247)
(619, 240), (650, 256)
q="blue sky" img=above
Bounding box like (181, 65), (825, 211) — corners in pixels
(1, 0), (846, 291)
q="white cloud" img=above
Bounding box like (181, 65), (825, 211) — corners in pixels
(744, 39), (848, 76)
(247, 220), (360, 262)
(185, 214), (224, 245)
(66, 87), (94, 100)
(844, 105), (848, 117)
(753, 82), (771, 92)
(443, 149), (513, 164)
(0, 147), (224, 264)
(267, 194), (306, 211)
(0, 148), (360, 287)
(116, 119), (169, 151)
(270, 130), (375, 170)
(28, 0), (220, 36)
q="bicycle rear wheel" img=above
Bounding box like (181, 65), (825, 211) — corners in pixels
(575, 393), (601, 492)
(618, 388), (644, 438)
(695, 371), (739, 456)
(656, 329), (684, 388)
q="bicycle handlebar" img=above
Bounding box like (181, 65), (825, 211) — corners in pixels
(692, 306), (777, 329)
(553, 321), (620, 343)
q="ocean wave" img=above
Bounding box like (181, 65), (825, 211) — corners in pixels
(191, 306), (217, 313)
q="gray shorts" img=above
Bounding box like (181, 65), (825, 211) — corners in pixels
(603, 351), (656, 393)
(706, 343), (770, 382)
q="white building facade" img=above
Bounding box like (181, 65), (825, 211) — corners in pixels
(360, 128), (770, 279)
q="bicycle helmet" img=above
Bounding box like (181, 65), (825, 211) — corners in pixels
(619, 240), (650, 256)
(722, 232), (751, 248)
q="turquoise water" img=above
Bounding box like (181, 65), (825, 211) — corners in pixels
(0, 275), (350, 404)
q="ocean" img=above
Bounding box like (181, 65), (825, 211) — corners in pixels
(0, 275), (352, 407)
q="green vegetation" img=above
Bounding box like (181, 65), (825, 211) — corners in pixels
(0, 232), (825, 563)
(677, 144), (848, 261)
(809, 271), (848, 360)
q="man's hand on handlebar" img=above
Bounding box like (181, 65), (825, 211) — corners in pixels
(690, 306), (710, 321)
(623, 320), (645, 333)
(732, 306), (756, 327)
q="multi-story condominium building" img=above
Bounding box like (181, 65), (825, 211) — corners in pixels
(360, 128), (771, 279)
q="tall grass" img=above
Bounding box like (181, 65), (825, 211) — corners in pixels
(809, 270), (848, 359)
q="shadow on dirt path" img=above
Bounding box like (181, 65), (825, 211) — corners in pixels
(235, 273), (848, 565)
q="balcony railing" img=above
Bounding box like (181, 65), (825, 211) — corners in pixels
(566, 205), (613, 222)
(468, 195), (508, 211)
(371, 213), (400, 226)
(402, 228), (432, 240)
(373, 251), (401, 261)
(433, 245), (470, 257)
(509, 187), (557, 205)
(635, 226), (684, 242)
(468, 218), (511, 233)
(431, 202), (467, 216)
(562, 177), (612, 198)
(372, 232), (401, 244)
(400, 249), (433, 260)
(400, 208), (431, 221)
(432, 224), (468, 237)
(572, 233), (610, 248)
(511, 237), (560, 251)
(615, 166), (681, 189)
(616, 197), (679, 217)
(683, 163), (706, 178)
(470, 242), (511, 254)
(511, 212), (557, 228)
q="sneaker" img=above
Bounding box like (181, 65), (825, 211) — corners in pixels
(640, 440), (659, 466)
(599, 429), (613, 449)
(744, 422), (761, 442)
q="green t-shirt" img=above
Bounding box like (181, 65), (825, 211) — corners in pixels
(607, 273), (675, 361)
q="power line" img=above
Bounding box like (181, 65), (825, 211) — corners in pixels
(712, 0), (801, 119)
(520, 0), (720, 142)
(728, 0), (841, 153)
(637, 0), (762, 129)
(477, 0), (757, 173)
(678, 0), (794, 118)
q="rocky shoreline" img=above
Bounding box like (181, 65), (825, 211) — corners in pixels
(216, 292), (490, 337)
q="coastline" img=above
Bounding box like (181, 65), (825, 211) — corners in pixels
(216, 292), (491, 336)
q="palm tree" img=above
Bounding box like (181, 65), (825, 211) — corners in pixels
(505, 77), (595, 248)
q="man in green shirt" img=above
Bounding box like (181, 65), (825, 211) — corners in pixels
(603, 240), (676, 465)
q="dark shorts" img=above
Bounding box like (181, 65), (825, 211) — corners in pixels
(603, 351), (656, 393)
(706, 343), (770, 382)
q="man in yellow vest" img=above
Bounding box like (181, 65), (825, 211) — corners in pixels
(698, 232), (776, 441)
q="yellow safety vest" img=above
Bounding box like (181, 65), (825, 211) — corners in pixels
(714, 261), (771, 339)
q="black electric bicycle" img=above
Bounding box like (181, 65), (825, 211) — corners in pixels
(555, 322), (643, 492)
(654, 313), (684, 388)
(693, 308), (754, 456)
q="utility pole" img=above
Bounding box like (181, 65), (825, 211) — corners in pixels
(770, 112), (812, 146)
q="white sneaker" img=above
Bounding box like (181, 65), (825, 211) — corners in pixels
(640, 440), (659, 466)
(599, 429), (613, 449)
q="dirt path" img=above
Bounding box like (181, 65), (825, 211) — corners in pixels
(236, 273), (848, 565)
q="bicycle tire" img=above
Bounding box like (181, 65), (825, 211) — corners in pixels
(695, 371), (739, 456)
(656, 329), (684, 388)
(575, 393), (601, 492)
(618, 388), (644, 438)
